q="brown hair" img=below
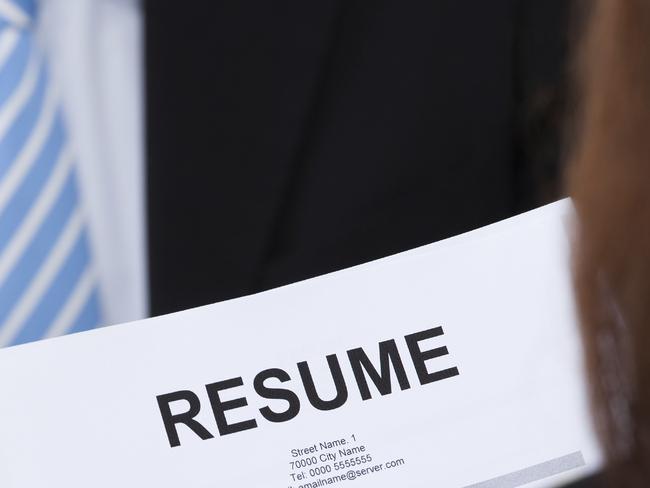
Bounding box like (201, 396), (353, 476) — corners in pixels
(569, 0), (650, 485)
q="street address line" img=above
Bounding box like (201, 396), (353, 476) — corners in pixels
(464, 451), (586, 488)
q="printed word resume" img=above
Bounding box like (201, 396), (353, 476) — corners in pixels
(0, 200), (601, 487)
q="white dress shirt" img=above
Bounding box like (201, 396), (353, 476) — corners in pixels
(35, 0), (147, 325)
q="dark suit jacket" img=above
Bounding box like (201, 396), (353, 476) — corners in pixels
(145, 0), (573, 316)
(564, 473), (603, 487)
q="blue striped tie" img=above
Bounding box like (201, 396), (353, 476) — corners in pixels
(0, 0), (102, 347)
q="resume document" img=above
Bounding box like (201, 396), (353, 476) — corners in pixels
(0, 200), (601, 487)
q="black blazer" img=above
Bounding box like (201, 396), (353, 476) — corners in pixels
(564, 473), (603, 487)
(145, 0), (573, 316)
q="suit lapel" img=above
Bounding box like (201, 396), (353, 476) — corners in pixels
(145, 0), (343, 314)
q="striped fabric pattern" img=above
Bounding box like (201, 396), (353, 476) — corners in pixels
(0, 0), (102, 347)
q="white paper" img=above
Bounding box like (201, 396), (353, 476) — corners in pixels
(0, 199), (602, 487)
